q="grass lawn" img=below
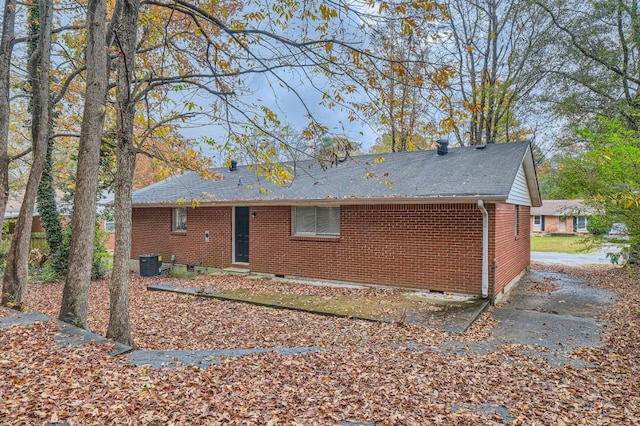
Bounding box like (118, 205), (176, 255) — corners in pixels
(530, 235), (601, 253)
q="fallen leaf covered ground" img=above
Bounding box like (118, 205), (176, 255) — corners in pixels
(0, 264), (638, 424)
(165, 276), (476, 328)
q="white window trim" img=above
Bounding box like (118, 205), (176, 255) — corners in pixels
(292, 206), (340, 237)
(533, 215), (542, 232)
(104, 219), (115, 233)
(172, 207), (187, 232)
(575, 216), (588, 232)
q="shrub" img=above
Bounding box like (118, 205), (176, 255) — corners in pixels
(29, 248), (48, 267)
(91, 224), (111, 279)
(50, 220), (111, 279)
(29, 264), (59, 283)
(587, 215), (611, 236)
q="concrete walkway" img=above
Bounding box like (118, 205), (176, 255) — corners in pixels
(126, 347), (322, 369)
(0, 310), (132, 356)
(0, 307), (324, 369)
(531, 251), (612, 265)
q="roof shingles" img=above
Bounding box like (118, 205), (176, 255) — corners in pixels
(132, 142), (538, 206)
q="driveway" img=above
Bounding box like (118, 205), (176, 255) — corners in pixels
(491, 269), (618, 352)
(444, 268), (619, 370)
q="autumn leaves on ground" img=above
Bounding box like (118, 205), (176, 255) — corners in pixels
(1, 265), (639, 424)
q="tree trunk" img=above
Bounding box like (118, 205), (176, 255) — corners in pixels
(0, 0), (16, 232)
(485, 0), (498, 144)
(2, 0), (53, 308)
(59, 0), (109, 327)
(107, 141), (136, 345)
(106, 0), (140, 346)
(32, 0), (63, 273)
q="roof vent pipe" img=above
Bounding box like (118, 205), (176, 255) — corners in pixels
(436, 139), (449, 156)
(229, 159), (237, 171)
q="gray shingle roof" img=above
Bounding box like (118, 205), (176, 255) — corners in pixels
(531, 200), (598, 216)
(4, 189), (70, 219)
(132, 141), (539, 206)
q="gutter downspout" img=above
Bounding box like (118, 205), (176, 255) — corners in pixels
(477, 200), (489, 298)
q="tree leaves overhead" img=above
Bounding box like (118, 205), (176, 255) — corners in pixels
(361, 16), (444, 153)
(551, 117), (640, 261)
(41, 0), (453, 182)
(535, 0), (640, 131)
(535, 0), (640, 247)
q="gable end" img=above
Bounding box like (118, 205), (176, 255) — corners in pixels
(506, 163), (532, 206)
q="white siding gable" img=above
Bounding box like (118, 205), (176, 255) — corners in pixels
(506, 162), (532, 206)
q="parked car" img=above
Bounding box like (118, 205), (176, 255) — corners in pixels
(608, 223), (628, 238)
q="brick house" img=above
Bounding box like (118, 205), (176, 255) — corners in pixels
(131, 142), (541, 300)
(530, 200), (596, 235)
(3, 194), (48, 234)
(3, 192), (116, 252)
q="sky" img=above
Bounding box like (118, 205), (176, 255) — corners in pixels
(180, 71), (381, 164)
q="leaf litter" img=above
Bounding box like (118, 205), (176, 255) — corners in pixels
(0, 265), (637, 424)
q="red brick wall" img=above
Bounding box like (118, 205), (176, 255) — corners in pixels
(493, 203), (530, 295)
(530, 215), (578, 234)
(104, 231), (115, 252)
(32, 217), (45, 233)
(131, 202), (532, 297)
(249, 204), (484, 294)
(131, 207), (232, 267)
(7, 216), (45, 233)
(99, 218), (115, 251)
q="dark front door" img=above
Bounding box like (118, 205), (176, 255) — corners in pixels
(234, 207), (250, 263)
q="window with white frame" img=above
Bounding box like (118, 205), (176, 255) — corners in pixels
(104, 219), (115, 233)
(575, 216), (588, 232)
(292, 206), (340, 236)
(533, 215), (542, 232)
(172, 207), (187, 232)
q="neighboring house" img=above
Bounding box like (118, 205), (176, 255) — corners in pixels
(530, 200), (596, 235)
(3, 193), (47, 234)
(3, 192), (116, 252)
(98, 218), (116, 252)
(2, 193), (58, 252)
(130, 142), (541, 300)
